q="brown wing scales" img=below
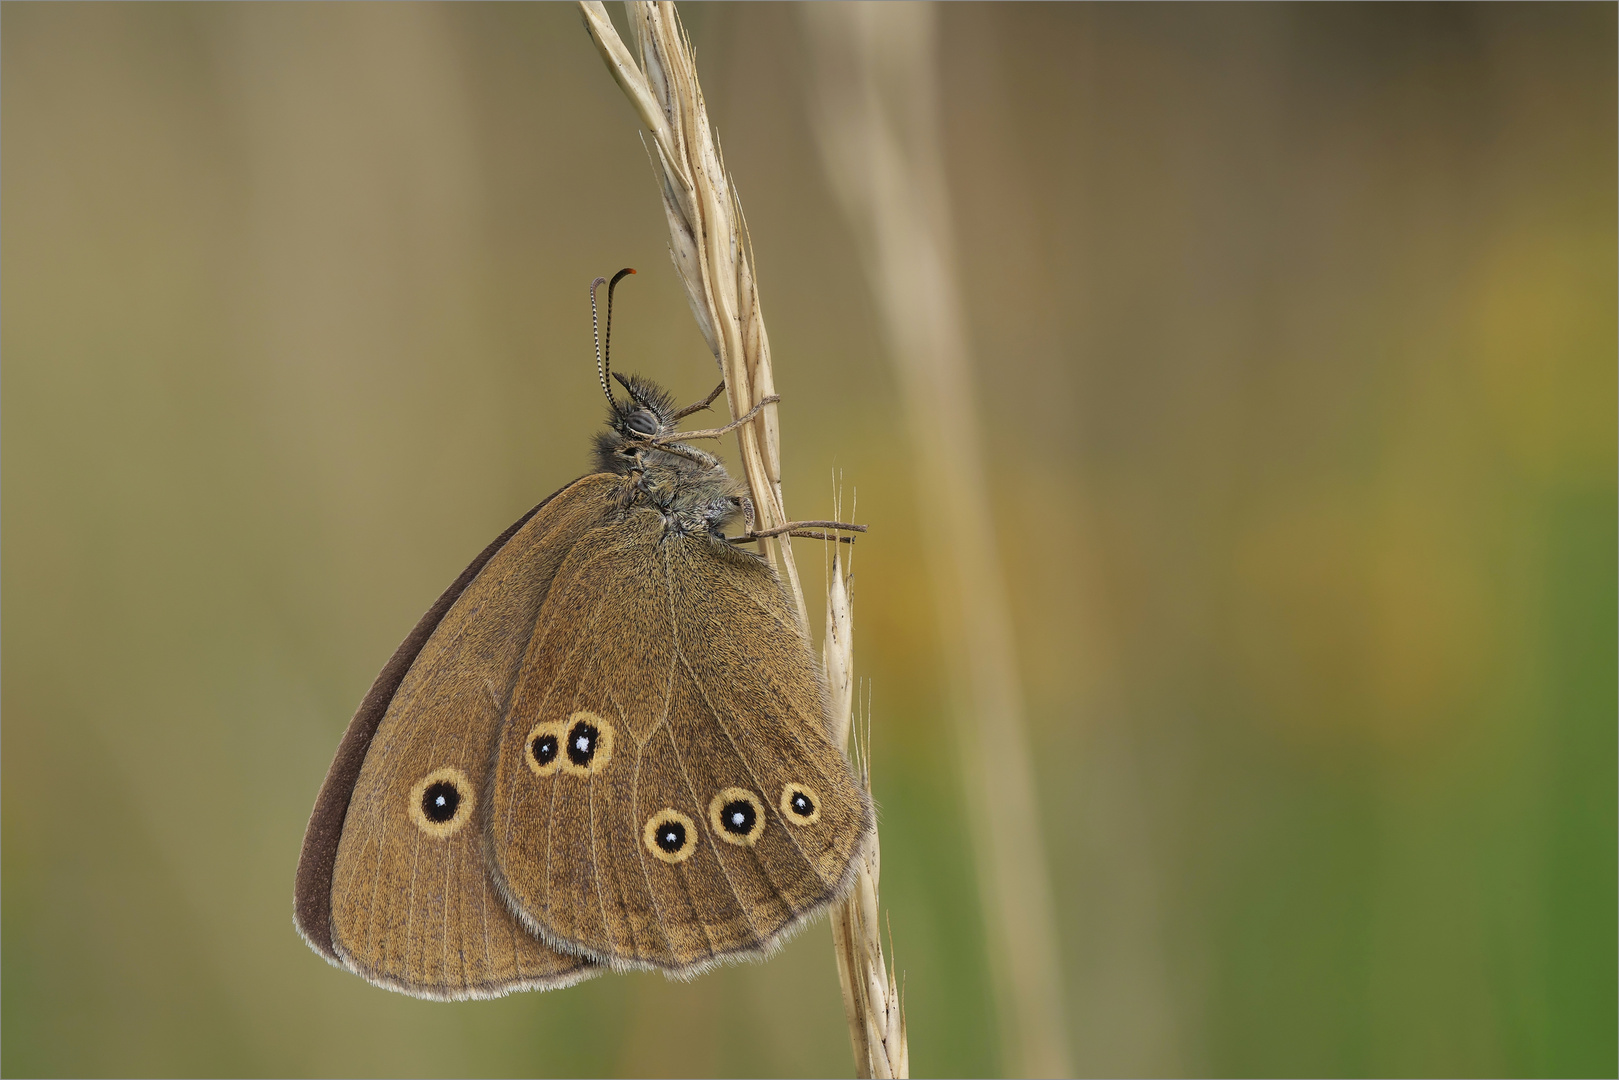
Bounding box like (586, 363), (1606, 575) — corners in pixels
(664, 541), (869, 914)
(489, 513), (872, 973)
(325, 475), (620, 998)
(491, 510), (683, 961)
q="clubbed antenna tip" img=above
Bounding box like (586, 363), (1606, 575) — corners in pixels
(591, 268), (636, 406)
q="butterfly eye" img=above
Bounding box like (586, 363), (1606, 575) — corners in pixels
(780, 783), (821, 826)
(708, 788), (765, 846)
(409, 767), (474, 838)
(627, 410), (658, 436)
(643, 808), (697, 863)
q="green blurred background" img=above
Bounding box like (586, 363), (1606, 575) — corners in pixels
(3, 3), (1614, 1076)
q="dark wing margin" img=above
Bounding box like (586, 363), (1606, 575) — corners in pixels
(293, 482), (575, 962)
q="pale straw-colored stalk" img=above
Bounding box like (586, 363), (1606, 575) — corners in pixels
(823, 507), (908, 1079)
(579, 0), (805, 625)
(579, 4), (907, 1076)
(802, 5), (1073, 1077)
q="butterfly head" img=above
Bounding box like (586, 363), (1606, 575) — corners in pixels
(589, 269), (705, 476)
(593, 379), (745, 541)
(586, 272), (736, 538)
(594, 373), (686, 474)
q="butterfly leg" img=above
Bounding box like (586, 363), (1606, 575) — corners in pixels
(729, 520), (866, 545)
(656, 395), (781, 443)
(670, 380), (727, 421)
(649, 441), (722, 469)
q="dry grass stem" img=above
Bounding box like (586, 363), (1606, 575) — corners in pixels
(580, 5), (906, 1075)
(579, 0), (806, 626)
(824, 544), (909, 1079)
(803, 4), (1072, 1076)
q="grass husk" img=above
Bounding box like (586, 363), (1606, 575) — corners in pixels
(579, 4), (908, 1075)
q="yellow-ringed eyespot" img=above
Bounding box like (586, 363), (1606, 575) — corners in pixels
(780, 783), (821, 826)
(409, 767), (474, 838)
(708, 787), (765, 846)
(643, 808), (697, 863)
(525, 720), (567, 777)
(560, 710), (614, 777)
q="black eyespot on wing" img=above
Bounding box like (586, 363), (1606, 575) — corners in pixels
(780, 783), (822, 826)
(643, 808), (697, 863)
(709, 787), (765, 846)
(566, 720), (600, 765)
(723, 800), (755, 834)
(524, 721), (566, 777)
(409, 767), (474, 837)
(627, 410), (658, 435)
(559, 711), (614, 776)
(422, 782), (459, 822)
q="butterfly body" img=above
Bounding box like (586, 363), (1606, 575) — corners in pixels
(295, 372), (871, 998)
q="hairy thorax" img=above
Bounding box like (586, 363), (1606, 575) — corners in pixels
(592, 374), (748, 545)
(625, 457), (741, 541)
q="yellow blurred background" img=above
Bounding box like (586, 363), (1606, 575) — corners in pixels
(3, 3), (1613, 1076)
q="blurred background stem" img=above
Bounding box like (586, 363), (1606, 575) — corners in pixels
(803, 6), (1072, 1076)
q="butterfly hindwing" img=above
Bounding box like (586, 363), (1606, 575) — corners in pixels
(665, 538), (872, 903)
(488, 506), (873, 972)
(488, 509), (682, 961)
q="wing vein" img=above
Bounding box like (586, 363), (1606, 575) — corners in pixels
(672, 554), (841, 900)
(536, 588), (614, 933)
(600, 690), (639, 959)
(629, 737), (670, 963)
(661, 546), (768, 951)
(678, 649), (824, 897)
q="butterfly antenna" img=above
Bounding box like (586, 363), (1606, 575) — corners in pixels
(603, 267), (636, 402)
(590, 275), (612, 406)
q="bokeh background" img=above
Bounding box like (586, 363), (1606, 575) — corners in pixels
(4, 3), (1614, 1076)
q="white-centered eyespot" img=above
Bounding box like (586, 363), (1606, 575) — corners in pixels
(409, 767), (474, 839)
(525, 720), (567, 777)
(780, 782), (822, 826)
(643, 808), (697, 863)
(708, 787), (765, 846)
(559, 710), (614, 777)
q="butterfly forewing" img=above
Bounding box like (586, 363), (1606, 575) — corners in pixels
(294, 485), (571, 964)
(323, 476), (620, 998)
(488, 509), (872, 972)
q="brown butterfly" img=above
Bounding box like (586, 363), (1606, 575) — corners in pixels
(294, 270), (871, 998)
